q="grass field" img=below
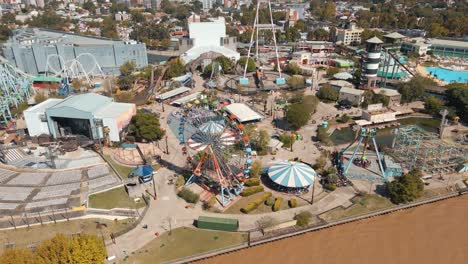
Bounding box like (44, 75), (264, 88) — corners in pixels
(104, 154), (134, 179)
(119, 227), (248, 263)
(319, 194), (393, 222)
(0, 218), (134, 253)
(89, 187), (146, 209)
(223, 192), (308, 214)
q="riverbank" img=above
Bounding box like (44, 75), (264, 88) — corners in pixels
(202, 194), (468, 264)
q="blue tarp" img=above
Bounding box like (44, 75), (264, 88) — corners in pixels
(131, 165), (154, 177)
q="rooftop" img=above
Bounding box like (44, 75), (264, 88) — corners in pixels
(156, 87), (191, 101)
(384, 32), (406, 39)
(339, 87), (364, 95)
(94, 102), (136, 119)
(429, 38), (468, 49)
(49, 93), (112, 113)
(224, 103), (263, 123)
(366, 37), (384, 44)
(24, 98), (62, 114)
(5, 28), (133, 47)
(373, 88), (401, 97)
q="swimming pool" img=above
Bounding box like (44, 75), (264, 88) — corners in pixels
(425, 67), (468, 83)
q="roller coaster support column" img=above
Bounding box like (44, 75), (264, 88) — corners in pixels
(372, 137), (386, 178)
(344, 131), (365, 174)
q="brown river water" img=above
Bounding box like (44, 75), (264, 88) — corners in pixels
(202, 195), (468, 264)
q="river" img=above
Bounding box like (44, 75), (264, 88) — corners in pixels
(202, 195), (468, 264)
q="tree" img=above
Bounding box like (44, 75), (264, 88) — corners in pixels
(325, 67), (340, 77)
(250, 160), (263, 177)
(285, 95), (319, 130)
(82, 1), (96, 13)
(117, 61), (136, 90)
(34, 234), (106, 264)
(428, 23), (449, 37)
(317, 83), (339, 102)
(284, 62), (301, 75)
(397, 75), (436, 103)
(285, 27), (300, 42)
(444, 84), (468, 123)
(0, 248), (36, 264)
(424, 96), (444, 116)
(238, 57), (256, 72)
(243, 125), (269, 155)
(214, 56), (235, 73)
(294, 211), (312, 226)
(101, 17), (118, 39)
(129, 110), (165, 142)
(287, 76), (305, 89)
(286, 104), (310, 130)
(165, 58), (185, 78)
(294, 19), (307, 32)
(307, 28), (329, 41)
(386, 169), (424, 204)
(131, 11), (145, 23)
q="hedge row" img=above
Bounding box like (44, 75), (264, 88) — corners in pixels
(265, 196), (275, 206)
(240, 186), (264, 197)
(289, 199), (297, 208)
(241, 192), (272, 213)
(273, 197), (283, 212)
(177, 188), (199, 204)
(244, 178), (260, 187)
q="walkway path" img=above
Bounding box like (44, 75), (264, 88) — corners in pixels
(106, 73), (360, 259)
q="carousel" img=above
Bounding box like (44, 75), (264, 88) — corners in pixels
(267, 160), (317, 194)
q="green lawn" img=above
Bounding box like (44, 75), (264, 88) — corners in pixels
(319, 194), (393, 222)
(223, 192), (308, 214)
(89, 187), (146, 209)
(104, 154), (134, 179)
(0, 218), (134, 253)
(120, 227), (248, 263)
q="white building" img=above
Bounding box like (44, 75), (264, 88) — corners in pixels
(331, 21), (364, 46)
(181, 17), (240, 64)
(401, 37), (430, 56)
(24, 94), (136, 142)
(202, 0), (214, 10)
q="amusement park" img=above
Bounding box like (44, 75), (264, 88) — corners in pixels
(0, 1), (467, 263)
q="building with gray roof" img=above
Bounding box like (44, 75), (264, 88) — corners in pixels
(1, 28), (148, 76)
(24, 93), (136, 142)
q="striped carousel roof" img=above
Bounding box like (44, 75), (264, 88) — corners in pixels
(268, 161), (316, 188)
(187, 129), (237, 151)
(199, 121), (224, 135)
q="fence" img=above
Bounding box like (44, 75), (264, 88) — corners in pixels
(163, 190), (467, 264)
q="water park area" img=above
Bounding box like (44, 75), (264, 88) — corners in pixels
(425, 67), (468, 84)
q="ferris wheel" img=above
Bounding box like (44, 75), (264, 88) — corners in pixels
(175, 107), (254, 206)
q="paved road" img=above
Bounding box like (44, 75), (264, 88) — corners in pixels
(106, 73), (361, 259)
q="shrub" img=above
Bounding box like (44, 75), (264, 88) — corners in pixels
(289, 199), (298, 208)
(177, 188), (199, 204)
(273, 197), (283, 212)
(240, 186), (264, 197)
(265, 196), (275, 206)
(241, 192), (272, 213)
(245, 178), (260, 187)
(294, 211), (312, 226)
(176, 175), (185, 188)
(323, 183), (336, 191)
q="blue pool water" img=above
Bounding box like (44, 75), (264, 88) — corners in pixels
(425, 67), (468, 83)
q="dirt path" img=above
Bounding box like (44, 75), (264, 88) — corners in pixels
(202, 195), (468, 264)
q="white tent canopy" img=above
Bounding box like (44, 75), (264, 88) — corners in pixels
(224, 103), (263, 123)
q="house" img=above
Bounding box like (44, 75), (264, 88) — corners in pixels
(339, 87), (365, 106)
(372, 88), (401, 106)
